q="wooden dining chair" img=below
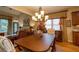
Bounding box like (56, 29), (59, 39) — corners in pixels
(17, 29), (27, 39)
(51, 38), (56, 52)
(47, 29), (56, 52)
(0, 33), (5, 36)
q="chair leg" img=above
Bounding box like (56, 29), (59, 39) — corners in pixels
(51, 46), (56, 52)
(16, 45), (23, 51)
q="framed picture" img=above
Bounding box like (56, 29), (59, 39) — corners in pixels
(23, 17), (30, 27)
(65, 20), (71, 27)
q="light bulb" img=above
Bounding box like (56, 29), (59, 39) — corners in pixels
(38, 14), (41, 19)
(45, 15), (49, 21)
(32, 16), (35, 20)
(35, 13), (38, 16)
(32, 16), (37, 21)
(41, 11), (44, 16)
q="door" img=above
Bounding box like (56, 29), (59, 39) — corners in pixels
(13, 22), (19, 34)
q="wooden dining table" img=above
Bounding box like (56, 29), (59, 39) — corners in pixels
(15, 33), (55, 52)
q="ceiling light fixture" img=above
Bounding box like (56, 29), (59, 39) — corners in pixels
(32, 7), (49, 22)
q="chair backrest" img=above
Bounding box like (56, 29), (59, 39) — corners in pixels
(17, 28), (35, 39)
(0, 33), (4, 36)
(0, 36), (15, 52)
(18, 29), (27, 39)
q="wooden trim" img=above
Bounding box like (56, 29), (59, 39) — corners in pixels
(46, 10), (68, 15)
(0, 32), (5, 36)
(72, 11), (79, 13)
(0, 15), (12, 20)
(47, 11), (67, 19)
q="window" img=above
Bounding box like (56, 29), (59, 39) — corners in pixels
(13, 22), (19, 34)
(52, 19), (60, 30)
(45, 19), (61, 31)
(0, 19), (8, 32)
(45, 20), (52, 30)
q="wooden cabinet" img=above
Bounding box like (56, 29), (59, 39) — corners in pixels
(73, 31), (79, 46)
(72, 11), (79, 26)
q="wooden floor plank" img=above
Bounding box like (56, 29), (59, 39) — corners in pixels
(56, 42), (79, 52)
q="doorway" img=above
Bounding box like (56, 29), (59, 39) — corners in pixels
(13, 22), (19, 34)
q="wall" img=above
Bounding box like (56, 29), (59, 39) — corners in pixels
(18, 14), (25, 27)
(18, 14), (31, 28)
(12, 14), (31, 34)
(12, 14), (31, 27)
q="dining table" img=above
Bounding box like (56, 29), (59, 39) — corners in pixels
(15, 33), (55, 52)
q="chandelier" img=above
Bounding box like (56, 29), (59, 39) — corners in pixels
(32, 7), (49, 22)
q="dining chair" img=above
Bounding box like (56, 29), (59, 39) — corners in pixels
(47, 29), (56, 52)
(50, 38), (56, 52)
(0, 36), (16, 52)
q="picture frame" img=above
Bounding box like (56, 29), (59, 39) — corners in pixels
(65, 20), (71, 27)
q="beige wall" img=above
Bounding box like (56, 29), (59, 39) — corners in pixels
(12, 14), (31, 34)
(13, 14), (31, 27)
(18, 15), (25, 27)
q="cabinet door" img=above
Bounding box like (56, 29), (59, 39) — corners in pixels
(72, 12), (79, 26)
(73, 32), (79, 46)
(76, 33), (79, 45)
(73, 32), (76, 44)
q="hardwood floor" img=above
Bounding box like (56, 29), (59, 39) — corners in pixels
(56, 42), (79, 52)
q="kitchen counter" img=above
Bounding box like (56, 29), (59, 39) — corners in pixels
(72, 29), (79, 32)
(72, 27), (79, 32)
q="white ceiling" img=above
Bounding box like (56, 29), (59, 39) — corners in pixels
(22, 6), (70, 14)
(0, 6), (30, 18)
(0, 6), (75, 17)
(9, 6), (72, 15)
(0, 6), (22, 16)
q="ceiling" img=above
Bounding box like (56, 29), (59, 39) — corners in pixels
(9, 6), (72, 16)
(0, 6), (75, 17)
(0, 6), (29, 18)
(0, 6), (21, 16)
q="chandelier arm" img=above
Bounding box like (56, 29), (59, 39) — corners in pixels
(32, 6), (48, 22)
